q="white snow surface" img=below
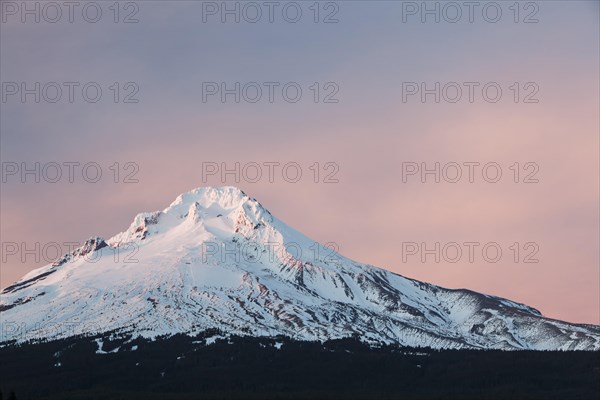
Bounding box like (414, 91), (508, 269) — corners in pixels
(1, 186), (599, 350)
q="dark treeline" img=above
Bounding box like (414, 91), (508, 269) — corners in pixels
(0, 331), (598, 400)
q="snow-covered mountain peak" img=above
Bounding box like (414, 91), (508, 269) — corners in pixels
(2, 186), (599, 350)
(166, 186), (251, 215)
(107, 186), (272, 246)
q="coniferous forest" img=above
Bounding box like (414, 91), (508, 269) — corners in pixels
(0, 331), (598, 400)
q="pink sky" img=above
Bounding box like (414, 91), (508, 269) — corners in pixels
(1, 1), (598, 325)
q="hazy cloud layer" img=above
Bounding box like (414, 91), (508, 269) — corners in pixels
(1, 1), (598, 324)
